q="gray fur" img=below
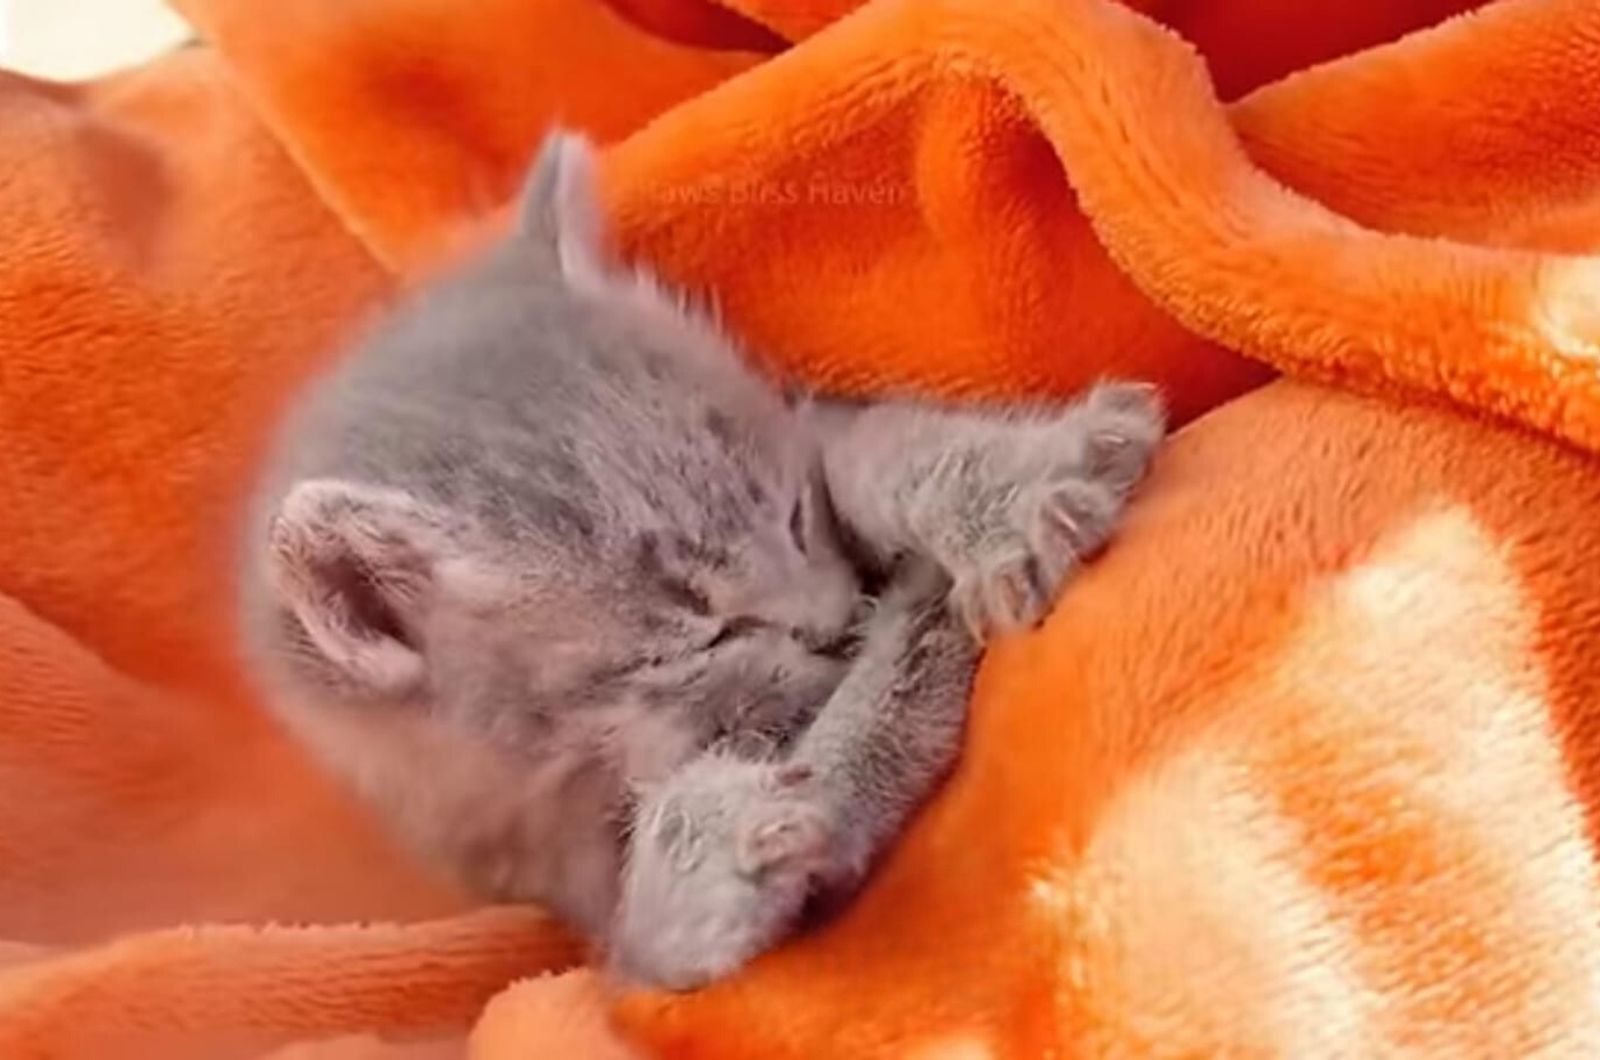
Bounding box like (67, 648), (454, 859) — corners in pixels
(612, 559), (973, 988)
(239, 131), (1164, 990)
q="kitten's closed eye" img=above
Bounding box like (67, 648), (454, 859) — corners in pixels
(795, 627), (861, 659)
(703, 614), (859, 660)
(787, 496), (808, 555)
(705, 616), (767, 650)
(787, 466), (841, 559)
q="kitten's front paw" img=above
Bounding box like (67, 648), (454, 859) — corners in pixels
(609, 757), (837, 992)
(946, 477), (1115, 638)
(1076, 380), (1166, 493)
(946, 381), (1164, 639)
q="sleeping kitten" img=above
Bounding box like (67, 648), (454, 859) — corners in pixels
(239, 131), (1164, 990)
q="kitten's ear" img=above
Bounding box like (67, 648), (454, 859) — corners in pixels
(515, 129), (609, 284)
(264, 479), (451, 696)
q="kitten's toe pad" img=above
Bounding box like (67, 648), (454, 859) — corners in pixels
(1077, 380), (1166, 493)
(736, 792), (833, 878)
(1084, 379), (1163, 419)
(948, 477), (1123, 638)
(1036, 477), (1123, 559)
(942, 382), (1163, 640)
(950, 547), (1048, 639)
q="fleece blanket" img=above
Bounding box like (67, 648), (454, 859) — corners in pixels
(3, 0), (1600, 1055)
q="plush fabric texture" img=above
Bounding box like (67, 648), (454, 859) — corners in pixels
(2, 0), (1600, 1055)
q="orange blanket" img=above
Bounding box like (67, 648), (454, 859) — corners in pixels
(4, 0), (1600, 1055)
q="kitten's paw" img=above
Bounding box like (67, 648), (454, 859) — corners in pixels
(609, 758), (837, 992)
(946, 476), (1123, 638)
(944, 381), (1164, 639)
(1077, 380), (1166, 494)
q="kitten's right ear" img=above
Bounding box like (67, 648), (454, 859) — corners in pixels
(264, 480), (451, 697)
(516, 129), (609, 285)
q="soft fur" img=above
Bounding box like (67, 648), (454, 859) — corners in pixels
(242, 130), (1160, 988)
(4, 0), (1600, 1056)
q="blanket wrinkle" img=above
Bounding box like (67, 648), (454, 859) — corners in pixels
(4, 0), (1600, 1056)
(602, 0), (791, 51)
(171, 0), (768, 274)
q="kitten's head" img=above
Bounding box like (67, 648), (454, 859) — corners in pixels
(243, 133), (862, 912)
(253, 444), (862, 754)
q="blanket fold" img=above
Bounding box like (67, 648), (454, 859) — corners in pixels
(0, 910), (577, 1059)
(3, 0), (1600, 1055)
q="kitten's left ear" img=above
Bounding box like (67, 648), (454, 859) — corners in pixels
(516, 128), (610, 285)
(264, 479), (456, 697)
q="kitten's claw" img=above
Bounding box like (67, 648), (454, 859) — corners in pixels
(938, 380), (1164, 640)
(1036, 476), (1122, 559)
(610, 756), (837, 992)
(950, 548), (1051, 640)
(946, 479), (1115, 638)
(1079, 380), (1166, 492)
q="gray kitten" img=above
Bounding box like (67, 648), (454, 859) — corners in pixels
(239, 131), (1164, 991)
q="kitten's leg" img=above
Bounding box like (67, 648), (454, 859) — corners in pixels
(814, 381), (1165, 638)
(607, 561), (974, 991)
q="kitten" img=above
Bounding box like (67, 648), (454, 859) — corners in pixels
(239, 131), (1165, 991)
